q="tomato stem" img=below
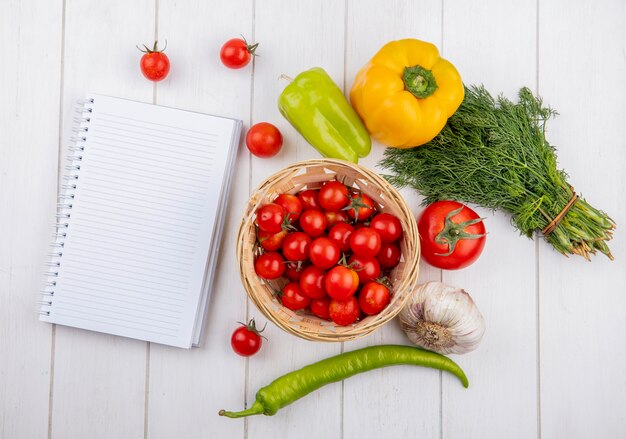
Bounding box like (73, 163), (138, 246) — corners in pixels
(434, 207), (486, 256)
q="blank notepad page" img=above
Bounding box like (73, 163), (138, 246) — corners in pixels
(41, 95), (240, 348)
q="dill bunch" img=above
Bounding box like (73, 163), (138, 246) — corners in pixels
(380, 85), (615, 260)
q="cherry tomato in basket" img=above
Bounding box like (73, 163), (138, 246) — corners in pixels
(280, 282), (310, 311)
(359, 281), (390, 315)
(377, 242), (401, 269)
(257, 229), (287, 251)
(345, 192), (376, 222)
(418, 201), (486, 270)
(138, 41), (170, 82)
(254, 252), (285, 280)
(309, 238), (341, 270)
(348, 254), (381, 285)
(329, 296), (360, 326)
(299, 266), (327, 299)
(246, 122), (283, 158)
(274, 193), (302, 222)
(256, 203), (286, 233)
(328, 223), (355, 253)
(220, 36), (258, 69)
(324, 266), (359, 300)
(298, 189), (322, 211)
(299, 210), (327, 237)
(285, 261), (308, 282)
(370, 213), (403, 243)
(324, 210), (349, 229)
(282, 232), (311, 261)
(231, 318), (265, 356)
(319, 181), (349, 211)
(310, 297), (332, 320)
(349, 227), (382, 258)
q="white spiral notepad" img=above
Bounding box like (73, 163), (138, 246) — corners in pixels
(40, 95), (242, 348)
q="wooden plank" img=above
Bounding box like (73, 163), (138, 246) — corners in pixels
(342, 1), (443, 437)
(0, 1), (63, 438)
(145, 1), (252, 438)
(50, 1), (154, 438)
(245, 1), (345, 437)
(440, 0), (539, 437)
(537, 0), (626, 437)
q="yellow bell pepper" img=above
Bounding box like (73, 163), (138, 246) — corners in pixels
(350, 39), (464, 148)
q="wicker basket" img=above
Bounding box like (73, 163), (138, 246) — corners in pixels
(236, 159), (420, 341)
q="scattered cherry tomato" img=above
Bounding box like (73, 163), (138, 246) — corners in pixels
(299, 210), (327, 237)
(310, 297), (331, 320)
(346, 192), (376, 221)
(348, 254), (381, 285)
(231, 318), (265, 356)
(299, 266), (327, 299)
(220, 36), (258, 69)
(328, 223), (355, 252)
(280, 282), (310, 311)
(285, 261), (308, 281)
(349, 227), (382, 258)
(298, 189), (322, 211)
(324, 210), (349, 229)
(359, 282), (390, 315)
(282, 232), (312, 261)
(309, 238), (341, 270)
(329, 296), (360, 326)
(258, 229), (287, 251)
(274, 194), (303, 222)
(246, 122), (283, 158)
(324, 266), (359, 300)
(318, 181), (349, 211)
(138, 41), (170, 82)
(370, 213), (403, 243)
(256, 203), (286, 233)
(418, 201), (486, 270)
(254, 251), (285, 280)
(377, 242), (401, 269)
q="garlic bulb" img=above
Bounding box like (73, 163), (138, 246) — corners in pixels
(399, 282), (485, 355)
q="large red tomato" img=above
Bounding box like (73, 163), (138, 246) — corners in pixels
(417, 201), (486, 270)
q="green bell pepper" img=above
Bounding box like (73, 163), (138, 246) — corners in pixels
(278, 67), (371, 163)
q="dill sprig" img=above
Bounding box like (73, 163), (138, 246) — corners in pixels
(380, 85), (615, 260)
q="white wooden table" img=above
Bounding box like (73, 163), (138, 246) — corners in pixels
(2, 0), (625, 438)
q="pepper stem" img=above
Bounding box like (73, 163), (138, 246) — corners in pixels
(219, 401), (265, 418)
(403, 65), (438, 99)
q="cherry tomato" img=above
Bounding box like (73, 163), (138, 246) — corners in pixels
(329, 296), (360, 326)
(324, 210), (349, 229)
(230, 318), (265, 356)
(282, 232), (311, 261)
(318, 181), (349, 211)
(246, 122), (283, 158)
(280, 282), (310, 311)
(309, 238), (341, 270)
(285, 261), (308, 281)
(257, 229), (287, 251)
(349, 227), (382, 258)
(418, 201), (486, 270)
(138, 41), (170, 82)
(220, 36), (258, 69)
(359, 282), (390, 315)
(299, 189), (322, 211)
(310, 297), (331, 320)
(370, 213), (403, 243)
(346, 192), (376, 221)
(256, 203), (285, 233)
(274, 193), (303, 222)
(254, 252), (285, 280)
(377, 242), (401, 269)
(328, 223), (355, 252)
(299, 210), (327, 237)
(324, 266), (359, 300)
(348, 254), (381, 285)
(299, 266), (327, 299)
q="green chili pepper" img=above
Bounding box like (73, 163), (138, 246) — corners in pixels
(219, 344), (468, 418)
(277, 67), (371, 163)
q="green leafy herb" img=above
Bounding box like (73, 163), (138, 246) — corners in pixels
(380, 85), (615, 260)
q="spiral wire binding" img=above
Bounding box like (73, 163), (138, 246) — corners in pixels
(40, 98), (94, 317)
